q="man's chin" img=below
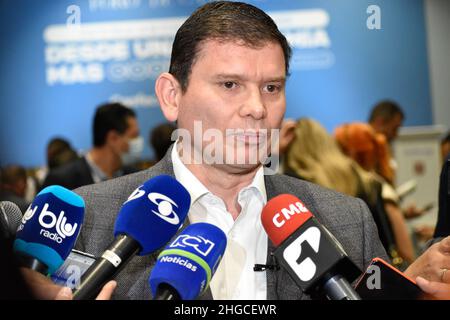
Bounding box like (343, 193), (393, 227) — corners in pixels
(214, 162), (263, 174)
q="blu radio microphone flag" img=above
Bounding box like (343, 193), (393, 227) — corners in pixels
(14, 185), (85, 275)
(73, 174), (191, 300)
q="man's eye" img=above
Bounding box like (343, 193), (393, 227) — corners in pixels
(223, 81), (237, 89)
(264, 84), (280, 93)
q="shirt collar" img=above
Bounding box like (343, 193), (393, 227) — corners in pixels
(171, 141), (209, 205)
(244, 164), (267, 204)
(171, 140), (267, 205)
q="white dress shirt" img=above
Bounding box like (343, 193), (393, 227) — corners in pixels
(171, 142), (268, 299)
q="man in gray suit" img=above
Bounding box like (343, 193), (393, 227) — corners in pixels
(74, 1), (450, 299)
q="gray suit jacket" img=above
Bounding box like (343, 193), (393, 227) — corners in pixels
(74, 148), (388, 300)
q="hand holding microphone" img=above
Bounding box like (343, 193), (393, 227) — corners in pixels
(73, 175), (191, 300)
(261, 194), (361, 300)
(20, 267), (117, 300)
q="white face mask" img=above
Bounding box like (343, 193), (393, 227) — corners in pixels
(121, 136), (144, 166)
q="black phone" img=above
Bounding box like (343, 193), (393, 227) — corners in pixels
(354, 258), (423, 300)
(51, 249), (96, 289)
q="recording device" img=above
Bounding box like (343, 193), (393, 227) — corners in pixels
(13, 185), (85, 275)
(354, 257), (423, 300)
(73, 175), (191, 300)
(0, 201), (23, 240)
(261, 194), (361, 300)
(51, 249), (96, 289)
(149, 222), (227, 300)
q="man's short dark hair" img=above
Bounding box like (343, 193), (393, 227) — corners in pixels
(368, 100), (405, 123)
(169, 1), (292, 92)
(93, 103), (136, 147)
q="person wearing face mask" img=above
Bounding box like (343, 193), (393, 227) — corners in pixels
(41, 103), (142, 191)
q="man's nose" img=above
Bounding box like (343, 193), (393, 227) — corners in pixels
(239, 88), (266, 120)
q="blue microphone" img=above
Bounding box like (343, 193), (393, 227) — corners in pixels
(149, 222), (227, 300)
(13, 186), (85, 275)
(73, 175), (191, 300)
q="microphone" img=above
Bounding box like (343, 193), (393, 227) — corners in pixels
(261, 194), (362, 300)
(13, 186), (85, 275)
(73, 175), (191, 300)
(0, 201), (23, 240)
(149, 222), (227, 300)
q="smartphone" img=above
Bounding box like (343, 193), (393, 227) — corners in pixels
(354, 258), (423, 300)
(51, 249), (96, 289)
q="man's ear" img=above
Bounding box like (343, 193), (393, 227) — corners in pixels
(105, 129), (120, 147)
(155, 72), (182, 122)
(372, 117), (385, 129)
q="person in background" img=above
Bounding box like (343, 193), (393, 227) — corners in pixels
(284, 118), (399, 263)
(368, 100), (405, 145)
(335, 122), (416, 266)
(284, 118), (377, 202)
(433, 144), (450, 239)
(368, 100), (427, 221)
(0, 165), (29, 213)
(46, 137), (79, 171)
(42, 103), (143, 190)
(29, 137), (80, 201)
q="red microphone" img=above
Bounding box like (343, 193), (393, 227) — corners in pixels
(261, 194), (361, 300)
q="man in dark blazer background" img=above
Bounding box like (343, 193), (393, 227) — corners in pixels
(42, 103), (141, 190)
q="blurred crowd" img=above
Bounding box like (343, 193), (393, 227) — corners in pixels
(0, 102), (176, 207)
(280, 101), (450, 270)
(1, 100), (449, 274)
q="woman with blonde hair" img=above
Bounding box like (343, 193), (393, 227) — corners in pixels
(284, 118), (377, 203)
(285, 118), (408, 268)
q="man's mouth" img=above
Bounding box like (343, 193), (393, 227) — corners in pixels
(228, 130), (268, 145)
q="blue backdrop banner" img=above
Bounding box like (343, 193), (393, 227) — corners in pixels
(0, 0), (431, 167)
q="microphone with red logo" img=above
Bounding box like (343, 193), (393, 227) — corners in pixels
(261, 194), (361, 300)
(73, 175), (191, 300)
